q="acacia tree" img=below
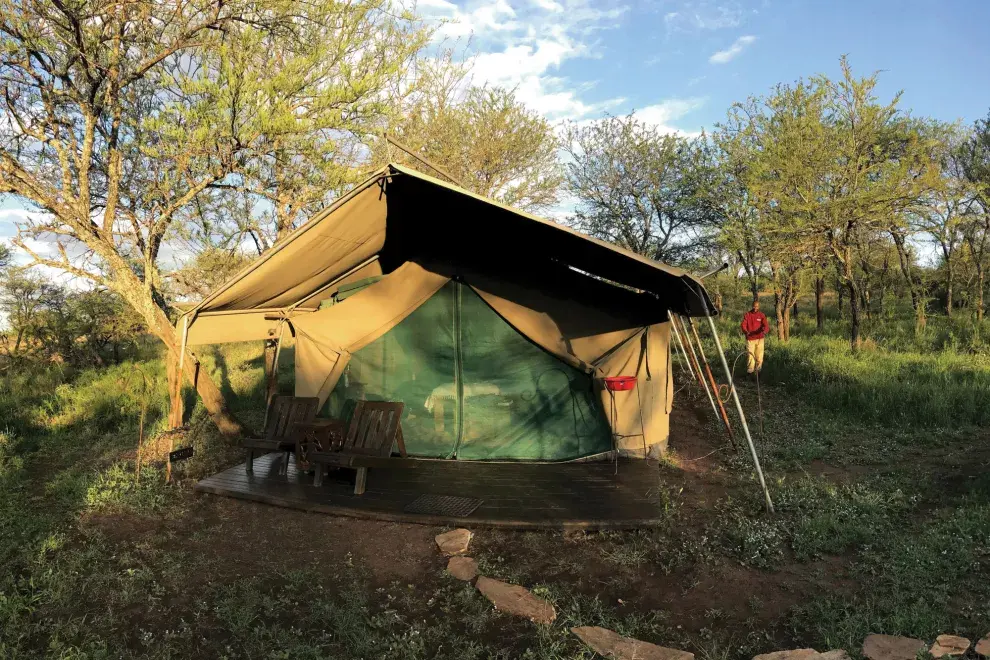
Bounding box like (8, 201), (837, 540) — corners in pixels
(699, 128), (765, 301)
(565, 114), (715, 263)
(959, 111), (990, 321)
(713, 81), (833, 341)
(380, 65), (562, 212)
(813, 59), (940, 350)
(0, 270), (58, 355)
(0, 0), (428, 434)
(912, 122), (973, 316)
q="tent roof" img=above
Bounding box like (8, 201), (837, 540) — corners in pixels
(189, 163), (715, 318)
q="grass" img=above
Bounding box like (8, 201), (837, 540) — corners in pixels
(0, 295), (989, 657)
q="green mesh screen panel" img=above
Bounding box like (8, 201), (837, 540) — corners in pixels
(324, 281), (611, 461)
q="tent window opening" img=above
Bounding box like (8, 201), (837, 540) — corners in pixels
(324, 281), (611, 461)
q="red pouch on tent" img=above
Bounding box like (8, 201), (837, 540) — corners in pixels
(604, 376), (637, 392)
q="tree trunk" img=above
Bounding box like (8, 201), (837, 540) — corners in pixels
(144, 302), (246, 437)
(848, 279), (861, 351)
(815, 277), (825, 330)
(978, 266), (985, 324)
(264, 338), (279, 410)
(166, 347), (183, 429)
(837, 282), (845, 318)
(891, 230), (920, 312)
(945, 258), (954, 317)
(792, 301), (799, 319)
(774, 291), (785, 341)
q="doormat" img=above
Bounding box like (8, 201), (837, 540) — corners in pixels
(404, 494), (482, 518)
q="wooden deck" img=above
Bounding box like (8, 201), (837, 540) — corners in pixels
(195, 452), (668, 529)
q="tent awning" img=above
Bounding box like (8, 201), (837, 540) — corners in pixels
(186, 163), (715, 327)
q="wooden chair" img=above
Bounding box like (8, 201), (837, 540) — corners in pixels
(307, 400), (406, 494)
(242, 395), (319, 475)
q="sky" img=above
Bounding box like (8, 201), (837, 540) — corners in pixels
(417, 0), (990, 133)
(2, 0), (989, 267)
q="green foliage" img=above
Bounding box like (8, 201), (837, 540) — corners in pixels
(383, 67), (563, 212)
(0, 275), (143, 366)
(84, 464), (173, 514)
(564, 113), (717, 262)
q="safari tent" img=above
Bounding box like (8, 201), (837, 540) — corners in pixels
(181, 163), (716, 462)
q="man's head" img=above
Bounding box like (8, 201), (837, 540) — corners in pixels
(752, 300), (760, 312)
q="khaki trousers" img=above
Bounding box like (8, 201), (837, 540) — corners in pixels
(746, 338), (765, 373)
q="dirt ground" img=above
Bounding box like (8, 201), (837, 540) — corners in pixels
(75, 402), (855, 645)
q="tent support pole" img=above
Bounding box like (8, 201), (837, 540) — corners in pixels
(705, 314), (774, 514)
(669, 315), (697, 383)
(675, 315), (722, 432)
(262, 321), (287, 430)
(687, 317), (736, 447)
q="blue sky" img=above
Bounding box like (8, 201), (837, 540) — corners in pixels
(3, 0), (989, 252)
(419, 0), (990, 133)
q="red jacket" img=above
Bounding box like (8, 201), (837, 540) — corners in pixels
(741, 310), (769, 340)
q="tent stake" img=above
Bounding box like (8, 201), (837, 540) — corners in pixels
(705, 314), (775, 514)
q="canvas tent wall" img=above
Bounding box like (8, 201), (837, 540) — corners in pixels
(182, 163), (716, 460)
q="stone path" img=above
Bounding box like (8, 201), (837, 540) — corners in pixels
(434, 527), (990, 660)
(475, 576), (557, 625)
(572, 626), (694, 660)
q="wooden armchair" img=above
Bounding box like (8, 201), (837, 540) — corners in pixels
(242, 395), (319, 475)
(306, 400), (406, 495)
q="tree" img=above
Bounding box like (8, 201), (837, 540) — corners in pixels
(382, 68), (562, 212)
(712, 81), (832, 341)
(813, 59), (940, 350)
(168, 246), (255, 302)
(0, 271), (56, 355)
(0, 0), (429, 434)
(565, 114), (715, 263)
(68, 289), (144, 364)
(698, 129), (765, 302)
(911, 122), (973, 316)
(959, 111), (990, 321)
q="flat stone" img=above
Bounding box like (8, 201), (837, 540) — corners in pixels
(446, 556), (478, 581)
(475, 576), (556, 625)
(572, 626), (694, 660)
(753, 650), (819, 660)
(975, 635), (990, 657)
(817, 651), (852, 660)
(930, 635), (970, 657)
(435, 528), (472, 556)
(862, 634), (926, 660)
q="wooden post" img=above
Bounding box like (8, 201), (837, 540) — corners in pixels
(166, 348), (183, 429)
(264, 337), (278, 409)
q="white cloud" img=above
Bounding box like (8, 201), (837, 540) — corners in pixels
(708, 34), (756, 64)
(635, 97), (705, 135)
(662, 1), (744, 33)
(419, 0), (629, 121)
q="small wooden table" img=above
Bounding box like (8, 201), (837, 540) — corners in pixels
(293, 419), (347, 471)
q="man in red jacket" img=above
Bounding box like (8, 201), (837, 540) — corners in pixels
(740, 299), (770, 374)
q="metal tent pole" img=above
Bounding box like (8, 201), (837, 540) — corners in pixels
(675, 315), (723, 434)
(687, 317), (736, 447)
(669, 314), (698, 383)
(705, 314), (774, 514)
